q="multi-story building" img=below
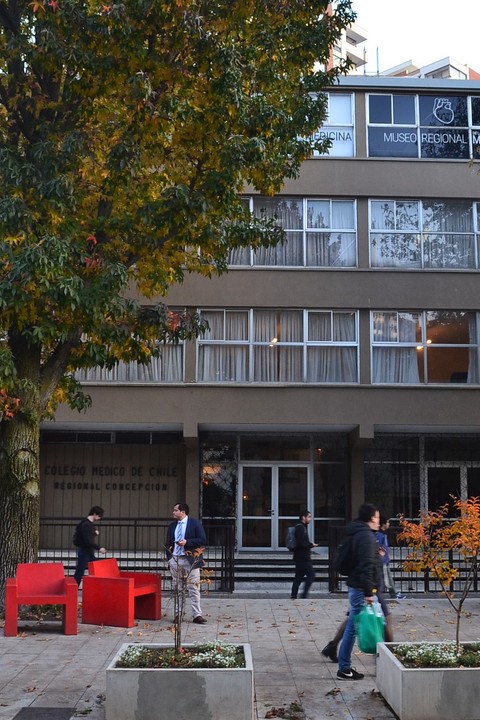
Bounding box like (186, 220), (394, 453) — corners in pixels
(381, 56), (480, 81)
(328, 19), (367, 73)
(43, 75), (480, 555)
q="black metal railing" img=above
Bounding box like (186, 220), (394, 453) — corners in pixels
(328, 521), (480, 595)
(39, 517), (236, 592)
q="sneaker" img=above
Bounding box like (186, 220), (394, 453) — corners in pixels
(321, 641), (338, 663)
(396, 593), (406, 600)
(337, 667), (364, 681)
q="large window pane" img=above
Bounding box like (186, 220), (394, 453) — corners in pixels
(370, 233), (421, 267)
(370, 199), (477, 269)
(331, 201), (355, 228)
(235, 196), (357, 268)
(307, 200), (331, 228)
(369, 94), (392, 123)
(422, 201), (472, 232)
(307, 347), (357, 382)
(253, 197), (302, 228)
(372, 311), (480, 385)
(328, 94), (352, 124)
(306, 232), (356, 267)
(253, 232), (303, 266)
(424, 234), (475, 269)
(393, 95), (416, 124)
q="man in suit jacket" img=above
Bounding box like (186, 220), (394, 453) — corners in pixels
(166, 502), (207, 624)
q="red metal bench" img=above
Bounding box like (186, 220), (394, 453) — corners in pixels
(81, 558), (161, 628)
(4, 563), (78, 637)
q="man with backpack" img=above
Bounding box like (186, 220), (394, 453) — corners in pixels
(290, 510), (318, 599)
(73, 506), (107, 586)
(334, 502), (381, 680)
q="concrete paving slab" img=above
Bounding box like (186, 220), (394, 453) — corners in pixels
(1, 594), (480, 719)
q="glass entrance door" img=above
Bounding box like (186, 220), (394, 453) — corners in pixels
(238, 464), (310, 550)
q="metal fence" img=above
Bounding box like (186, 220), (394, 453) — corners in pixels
(39, 517), (236, 592)
(328, 522), (480, 594)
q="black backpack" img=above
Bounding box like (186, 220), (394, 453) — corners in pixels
(334, 534), (356, 576)
(285, 525), (299, 551)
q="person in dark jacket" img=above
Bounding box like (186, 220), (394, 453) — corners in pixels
(336, 502), (381, 680)
(290, 510), (318, 599)
(322, 515), (394, 663)
(73, 505), (106, 586)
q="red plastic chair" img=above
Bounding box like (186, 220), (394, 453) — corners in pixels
(81, 558), (161, 628)
(4, 563), (78, 637)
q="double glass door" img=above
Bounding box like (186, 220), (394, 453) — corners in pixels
(238, 464), (311, 550)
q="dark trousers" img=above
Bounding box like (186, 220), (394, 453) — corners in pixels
(291, 560), (315, 598)
(74, 548), (96, 586)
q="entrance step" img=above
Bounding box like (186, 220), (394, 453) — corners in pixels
(234, 553), (331, 590)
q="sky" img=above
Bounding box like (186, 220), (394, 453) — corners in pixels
(350, 0), (480, 74)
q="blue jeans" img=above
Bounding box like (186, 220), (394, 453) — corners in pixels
(338, 587), (365, 672)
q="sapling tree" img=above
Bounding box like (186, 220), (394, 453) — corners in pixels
(398, 496), (480, 650)
(168, 548), (211, 652)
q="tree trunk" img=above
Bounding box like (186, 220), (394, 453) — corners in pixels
(0, 407), (41, 609)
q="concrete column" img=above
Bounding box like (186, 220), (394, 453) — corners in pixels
(349, 425), (374, 518)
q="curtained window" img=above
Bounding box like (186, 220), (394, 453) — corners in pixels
(197, 309), (358, 384)
(372, 312), (421, 384)
(76, 344), (184, 384)
(228, 196), (357, 268)
(370, 200), (476, 269)
(372, 310), (480, 384)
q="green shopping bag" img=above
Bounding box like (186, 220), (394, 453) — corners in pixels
(354, 599), (385, 654)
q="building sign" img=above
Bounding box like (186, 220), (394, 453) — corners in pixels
(368, 93), (476, 160)
(40, 442), (184, 519)
(312, 127), (354, 157)
(312, 93), (354, 157)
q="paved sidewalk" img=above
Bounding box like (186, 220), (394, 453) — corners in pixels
(1, 593), (480, 720)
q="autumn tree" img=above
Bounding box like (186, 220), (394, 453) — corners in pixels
(0, 0), (354, 599)
(398, 497), (480, 649)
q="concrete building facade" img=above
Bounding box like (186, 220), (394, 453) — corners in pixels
(43, 76), (480, 552)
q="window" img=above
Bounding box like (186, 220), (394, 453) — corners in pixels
(371, 311), (480, 384)
(76, 344), (184, 383)
(229, 196), (357, 267)
(368, 93), (476, 159)
(311, 92), (354, 157)
(370, 200), (477, 269)
(197, 309), (358, 383)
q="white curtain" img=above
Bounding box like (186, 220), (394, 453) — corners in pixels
(253, 232), (303, 266)
(306, 231), (356, 267)
(372, 312), (421, 383)
(306, 200), (356, 267)
(306, 312), (357, 382)
(424, 200), (474, 268)
(253, 310), (303, 382)
(197, 311), (249, 381)
(77, 345), (183, 383)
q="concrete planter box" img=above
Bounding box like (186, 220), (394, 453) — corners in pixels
(377, 642), (480, 720)
(106, 643), (254, 720)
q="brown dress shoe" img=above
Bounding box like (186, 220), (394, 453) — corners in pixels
(192, 616), (207, 624)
